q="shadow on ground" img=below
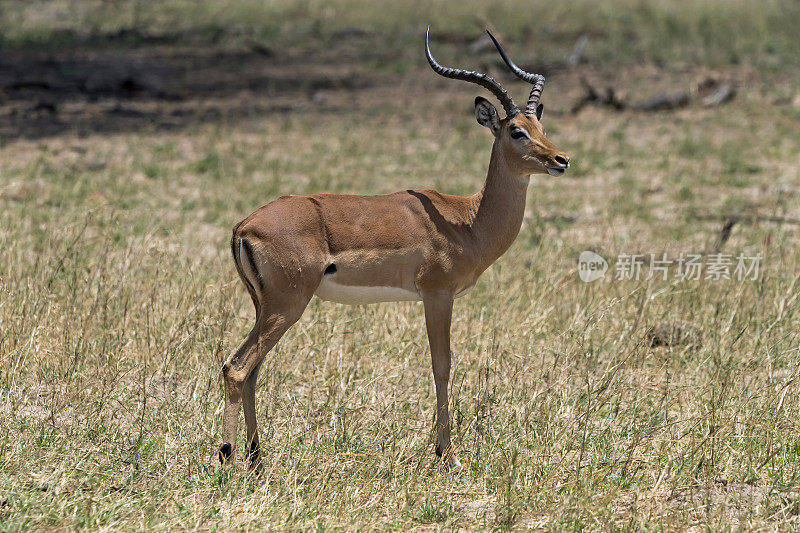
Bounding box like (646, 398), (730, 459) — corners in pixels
(0, 37), (383, 141)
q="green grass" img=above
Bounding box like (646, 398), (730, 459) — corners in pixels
(2, 0), (800, 530)
(3, 0), (800, 70)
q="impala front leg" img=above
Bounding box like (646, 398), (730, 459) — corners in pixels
(422, 292), (460, 469)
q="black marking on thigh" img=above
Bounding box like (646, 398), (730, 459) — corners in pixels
(231, 236), (256, 297)
(241, 238), (264, 291)
(324, 263), (337, 275)
(219, 443), (233, 463)
(435, 444), (443, 458)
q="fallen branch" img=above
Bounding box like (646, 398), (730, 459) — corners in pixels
(571, 77), (626, 113)
(702, 83), (736, 107)
(632, 92), (690, 111)
(690, 213), (800, 226)
(572, 76), (736, 114)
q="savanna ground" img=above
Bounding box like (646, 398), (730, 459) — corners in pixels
(2, 0), (800, 530)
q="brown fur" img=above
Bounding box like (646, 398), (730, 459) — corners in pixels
(219, 102), (568, 467)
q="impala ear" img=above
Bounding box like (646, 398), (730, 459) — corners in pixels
(475, 97), (501, 136)
(535, 103), (544, 121)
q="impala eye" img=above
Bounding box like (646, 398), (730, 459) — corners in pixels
(510, 128), (527, 140)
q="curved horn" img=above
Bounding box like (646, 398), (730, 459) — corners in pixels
(485, 29), (546, 116)
(425, 27), (519, 117)
(526, 76), (545, 115)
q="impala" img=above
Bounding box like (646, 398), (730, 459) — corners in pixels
(219, 28), (570, 468)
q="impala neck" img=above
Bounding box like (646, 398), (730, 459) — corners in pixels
(472, 141), (530, 262)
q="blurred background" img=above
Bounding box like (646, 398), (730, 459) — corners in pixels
(1, 0), (798, 140)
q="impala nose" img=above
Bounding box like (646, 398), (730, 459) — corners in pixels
(554, 155), (570, 168)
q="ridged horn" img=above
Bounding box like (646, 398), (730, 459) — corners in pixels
(425, 26), (519, 117)
(485, 29), (546, 116)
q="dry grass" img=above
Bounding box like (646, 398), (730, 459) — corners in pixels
(2, 1), (800, 530)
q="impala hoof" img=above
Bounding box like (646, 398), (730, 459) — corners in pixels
(219, 443), (233, 464)
(247, 441), (261, 470)
(435, 444), (462, 471)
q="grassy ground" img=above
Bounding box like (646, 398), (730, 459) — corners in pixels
(2, 0), (800, 530)
(3, 0), (800, 68)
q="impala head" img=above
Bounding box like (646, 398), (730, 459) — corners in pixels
(426, 28), (570, 177)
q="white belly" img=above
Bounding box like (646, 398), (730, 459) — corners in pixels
(315, 278), (422, 305)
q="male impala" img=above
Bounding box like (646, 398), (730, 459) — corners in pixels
(219, 29), (569, 468)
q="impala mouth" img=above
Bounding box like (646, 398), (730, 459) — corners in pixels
(547, 167), (566, 176)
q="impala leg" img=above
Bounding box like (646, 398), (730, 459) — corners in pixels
(422, 292), (460, 468)
(220, 300), (310, 465)
(243, 360), (263, 468)
(220, 327), (258, 464)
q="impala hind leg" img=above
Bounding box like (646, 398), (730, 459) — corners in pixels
(219, 300), (310, 465)
(422, 291), (461, 469)
(219, 326), (259, 464)
(242, 360), (263, 468)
